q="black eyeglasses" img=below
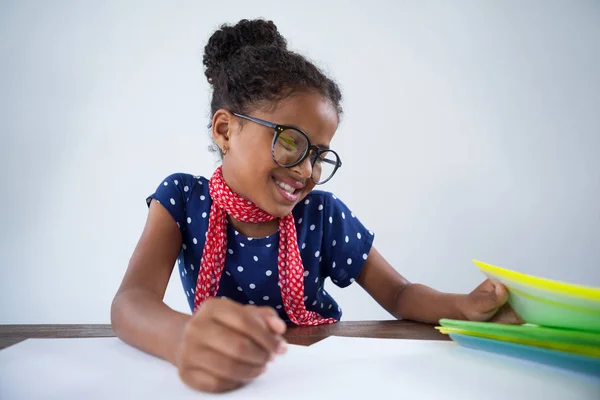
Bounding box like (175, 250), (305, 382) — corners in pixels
(234, 113), (342, 185)
(210, 112), (342, 184)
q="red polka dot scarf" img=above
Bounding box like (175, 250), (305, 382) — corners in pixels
(193, 166), (336, 326)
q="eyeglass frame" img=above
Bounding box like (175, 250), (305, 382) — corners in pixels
(208, 111), (342, 185)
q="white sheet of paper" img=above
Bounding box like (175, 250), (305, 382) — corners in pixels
(1, 337), (599, 399)
(304, 336), (600, 399)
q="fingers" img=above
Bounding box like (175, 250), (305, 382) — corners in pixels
(490, 303), (525, 325)
(200, 320), (273, 365)
(493, 282), (509, 305)
(470, 280), (509, 314)
(253, 306), (287, 336)
(264, 315), (288, 342)
(464, 280), (525, 324)
(209, 300), (286, 356)
(475, 279), (496, 293)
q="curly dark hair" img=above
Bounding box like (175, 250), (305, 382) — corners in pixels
(203, 18), (343, 155)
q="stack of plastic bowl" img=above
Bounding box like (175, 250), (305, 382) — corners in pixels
(436, 260), (600, 377)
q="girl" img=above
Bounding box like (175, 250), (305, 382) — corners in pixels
(111, 18), (520, 393)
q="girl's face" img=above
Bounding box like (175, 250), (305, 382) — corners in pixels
(212, 91), (339, 218)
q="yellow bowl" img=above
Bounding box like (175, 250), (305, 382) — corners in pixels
(473, 260), (600, 332)
(473, 260), (600, 301)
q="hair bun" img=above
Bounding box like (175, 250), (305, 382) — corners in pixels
(203, 19), (287, 84)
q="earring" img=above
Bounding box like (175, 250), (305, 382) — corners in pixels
(222, 146), (228, 156)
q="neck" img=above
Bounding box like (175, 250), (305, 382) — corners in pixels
(227, 216), (280, 238)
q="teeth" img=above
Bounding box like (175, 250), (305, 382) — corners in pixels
(276, 180), (296, 194)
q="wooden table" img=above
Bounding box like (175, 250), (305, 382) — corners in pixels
(0, 320), (448, 350)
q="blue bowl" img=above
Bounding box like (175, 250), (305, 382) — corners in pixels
(449, 333), (600, 378)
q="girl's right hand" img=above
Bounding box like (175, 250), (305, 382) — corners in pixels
(174, 297), (288, 393)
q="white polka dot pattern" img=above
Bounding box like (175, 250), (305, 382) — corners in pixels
(193, 167), (336, 326)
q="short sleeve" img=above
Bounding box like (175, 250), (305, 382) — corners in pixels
(146, 173), (188, 231)
(320, 193), (375, 288)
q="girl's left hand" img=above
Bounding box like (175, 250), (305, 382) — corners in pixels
(457, 279), (524, 324)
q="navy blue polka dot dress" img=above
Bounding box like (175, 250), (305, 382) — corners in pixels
(147, 173), (375, 322)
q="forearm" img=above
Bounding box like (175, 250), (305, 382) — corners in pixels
(111, 288), (190, 365)
(394, 283), (466, 324)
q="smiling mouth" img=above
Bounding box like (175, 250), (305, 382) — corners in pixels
(275, 179), (298, 195)
(272, 177), (304, 203)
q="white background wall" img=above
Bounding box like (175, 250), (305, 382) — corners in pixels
(1, 0), (599, 324)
